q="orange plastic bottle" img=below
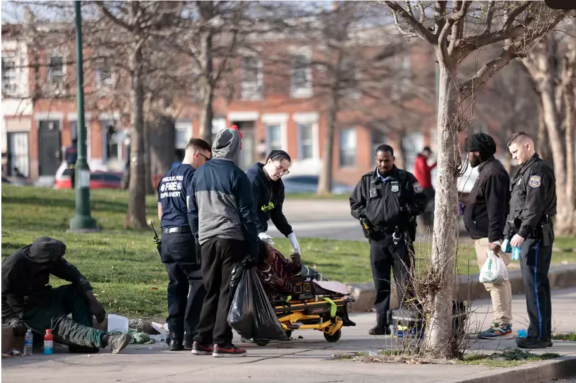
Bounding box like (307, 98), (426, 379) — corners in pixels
(44, 329), (54, 355)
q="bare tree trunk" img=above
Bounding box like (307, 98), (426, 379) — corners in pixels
(536, 99), (550, 162)
(541, 84), (569, 234)
(198, 28), (214, 144)
(318, 85), (338, 195)
(125, 37), (148, 230)
(423, 60), (460, 358)
(562, 55), (575, 235)
(144, 119), (154, 196)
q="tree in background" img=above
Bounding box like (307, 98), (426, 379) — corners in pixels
(522, 23), (576, 235)
(383, 1), (568, 358)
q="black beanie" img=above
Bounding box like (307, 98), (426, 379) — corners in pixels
(465, 133), (496, 159)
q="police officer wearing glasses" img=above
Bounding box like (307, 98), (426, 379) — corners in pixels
(505, 132), (557, 349)
(350, 144), (427, 335)
(157, 138), (211, 351)
(246, 150), (301, 255)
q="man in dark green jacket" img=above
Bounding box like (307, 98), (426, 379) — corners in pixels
(2, 236), (131, 353)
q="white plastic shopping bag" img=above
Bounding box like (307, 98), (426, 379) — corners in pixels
(479, 250), (508, 283)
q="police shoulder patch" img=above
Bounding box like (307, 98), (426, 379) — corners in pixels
(413, 182), (423, 193)
(529, 175), (541, 188)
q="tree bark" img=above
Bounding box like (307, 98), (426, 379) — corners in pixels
(144, 119), (154, 196)
(540, 84), (569, 235)
(318, 84), (339, 195)
(198, 29), (214, 144)
(125, 37), (148, 230)
(562, 56), (575, 235)
(422, 59), (461, 359)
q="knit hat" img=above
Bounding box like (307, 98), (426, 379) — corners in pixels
(465, 133), (497, 158)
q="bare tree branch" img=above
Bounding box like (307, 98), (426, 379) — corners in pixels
(482, 1), (495, 35)
(384, 1), (437, 44)
(95, 2), (132, 31)
(503, 1), (531, 34)
(434, 1), (447, 36)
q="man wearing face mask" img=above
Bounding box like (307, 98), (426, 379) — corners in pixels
(246, 150), (300, 256)
(350, 144), (427, 335)
(462, 133), (512, 339)
(505, 132), (556, 349)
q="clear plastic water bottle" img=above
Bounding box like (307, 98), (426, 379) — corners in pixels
(512, 246), (521, 261)
(24, 329), (33, 355)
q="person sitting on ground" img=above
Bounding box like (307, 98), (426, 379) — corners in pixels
(256, 241), (302, 296)
(1, 236), (131, 354)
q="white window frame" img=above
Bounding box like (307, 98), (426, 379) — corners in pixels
(261, 113), (288, 153)
(240, 55), (263, 100)
(297, 122), (315, 161)
(402, 132), (423, 173)
(48, 54), (65, 84)
(175, 120), (192, 150)
(339, 127), (357, 168)
(290, 48), (312, 98)
(294, 113), (320, 161)
(371, 129), (387, 161)
(96, 65), (114, 89)
(1, 56), (18, 94)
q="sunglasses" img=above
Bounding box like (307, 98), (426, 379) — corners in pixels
(197, 152), (211, 161)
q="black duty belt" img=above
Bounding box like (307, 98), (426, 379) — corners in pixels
(162, 226), (191, 234)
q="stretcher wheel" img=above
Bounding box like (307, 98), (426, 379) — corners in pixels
(254, 339), (270, 347)
(324, 329), (342, 343)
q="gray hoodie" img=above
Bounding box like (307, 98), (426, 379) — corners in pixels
(212, 128), (242, 166)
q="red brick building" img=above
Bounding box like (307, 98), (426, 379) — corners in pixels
(2, 22), (439, 187)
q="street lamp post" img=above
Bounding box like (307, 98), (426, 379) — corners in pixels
(70, 0), (97, 232)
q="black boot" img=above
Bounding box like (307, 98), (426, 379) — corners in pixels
(169, 338), (184, 351)
(516, 337), (549, 349)
(368, 326), (391, 336)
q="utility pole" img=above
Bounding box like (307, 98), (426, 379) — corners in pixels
(70, 0), (97, 232)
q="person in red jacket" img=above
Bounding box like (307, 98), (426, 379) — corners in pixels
(413, 147), (436, 231)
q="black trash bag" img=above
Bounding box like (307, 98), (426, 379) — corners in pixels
(227, 266), (287, 341)
(229, 257), (248, 300)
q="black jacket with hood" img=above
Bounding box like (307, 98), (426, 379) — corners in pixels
(1, 237), (92, 321)
(246, 163), (293, 237)
(463, 157), (510, 242)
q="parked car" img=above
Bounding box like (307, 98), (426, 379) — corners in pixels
(54, 162), (123, 190)
(282, 175), (355, 195)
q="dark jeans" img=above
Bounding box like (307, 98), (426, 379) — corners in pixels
(22, 285), (106, 348)
(194, 238), (245, 347)
(520, 238), (553, 341)
(160, 231), (206, 342)
(369, 234), (414, 328)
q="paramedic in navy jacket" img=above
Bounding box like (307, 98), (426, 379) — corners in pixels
(157, 138), (211, 351)
(246, 150), (301, 255)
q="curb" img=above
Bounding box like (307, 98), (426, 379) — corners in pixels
(456, 354), (576, 383)
(345, 264), (576, 313)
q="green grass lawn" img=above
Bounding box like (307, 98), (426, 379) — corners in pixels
(2, 184), (575, 320)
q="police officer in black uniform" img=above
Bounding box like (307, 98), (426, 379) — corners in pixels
(157, 138), (211, 351)
(350, 144), (427, 335)
(505, 132), (556, 349)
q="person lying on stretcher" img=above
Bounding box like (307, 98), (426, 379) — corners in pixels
(256, 241), (301, 295)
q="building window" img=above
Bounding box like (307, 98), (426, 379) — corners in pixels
(1, 57), (18, 94)
(96, 66), (113, 88)
(390, 55), (411, 100)
(266, 124), (282, 151)
(298, 123), (314, 160)
(371, 129), (386, 158)
(339, 128), (356, 168)
(175, 120), (191, 150)
(402, 132), (423, 173)
(70, 121), (78, 142)
(241, 56), (262, 100)
(49, 55), (64, 83)
(291, 54), (312, 98)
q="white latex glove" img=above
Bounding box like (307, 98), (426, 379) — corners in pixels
(288, 232), (300, 255)
(258, 232), (275, 245)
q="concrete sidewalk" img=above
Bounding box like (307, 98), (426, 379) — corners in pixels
(3, 289), (576, 383)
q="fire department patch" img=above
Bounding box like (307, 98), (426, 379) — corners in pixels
(529, 175), (541, 188)
(413, 182), (423, 193)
